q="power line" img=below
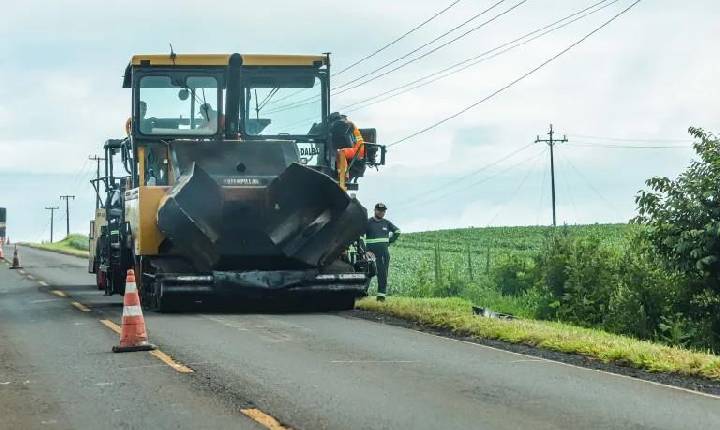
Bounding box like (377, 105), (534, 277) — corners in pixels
(335, 0), (511, 89)
(333, 0), (464, 76)
(387, 0), (643, 149)
(556, 153), (580, 224)
(484, 149), (545, 225)
(568, 133), (691, 143)
(564, 155), (622, 214)
(339, 0), (618, 114)
(566, 142), (690, 149)
(536, 148), (549, 225)
(397, 145), (546, 210)
(333, 0), (529, 96)
(269, 0), (518, 114)
(395, 141), (535, 206)
(274, 0), (619, 129)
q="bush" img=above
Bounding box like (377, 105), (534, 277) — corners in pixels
(532, 231), (619, 326)
(492, 254), (533, 296)
(604, 236), (680, 340)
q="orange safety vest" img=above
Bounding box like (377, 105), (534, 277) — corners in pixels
(340, 124), (366, 161)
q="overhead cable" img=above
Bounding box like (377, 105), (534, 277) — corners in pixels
(334, 0), (464, 76)
(387, 0), (643, 149)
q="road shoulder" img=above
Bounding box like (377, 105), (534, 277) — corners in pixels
(346, 308), (720, 397)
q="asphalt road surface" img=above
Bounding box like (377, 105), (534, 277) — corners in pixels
(1, 244), (719, 429)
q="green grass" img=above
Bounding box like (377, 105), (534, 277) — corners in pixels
(356, 296), (720, 381)
(373, 223), (636, 317)
(25, 234), (90, 257)
(387, 223), (633, 299)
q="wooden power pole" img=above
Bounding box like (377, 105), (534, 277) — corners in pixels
(45, 206), (59, 243)
(59, 195), (75, 237)
(535, 124), (568, 227)
(89, 155), (106, 209)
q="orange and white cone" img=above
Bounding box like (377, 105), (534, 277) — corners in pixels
(9, 246), (22, 269)
(112, 269), (156, 353)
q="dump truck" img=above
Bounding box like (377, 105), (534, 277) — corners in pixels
(88, 52), (385, 311)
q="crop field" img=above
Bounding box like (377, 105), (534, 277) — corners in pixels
(379, 223), (635, 315)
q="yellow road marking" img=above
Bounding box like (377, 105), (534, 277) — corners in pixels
(98, 320), (194, 374)
(26, 275), (35, 280)
(149, 350), (194, 374)
(100, 319), (122, 334)
(50, 290), (67, 297)
(71, 301), (91, 312)
(39, 281), (49, 287)
(240, 408), (289, 430)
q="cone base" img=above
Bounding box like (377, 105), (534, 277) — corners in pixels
(9, 266), (23, 269)
(112, 343), (157, 353)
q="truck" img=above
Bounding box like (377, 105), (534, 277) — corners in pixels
(89, 52), (385, 311)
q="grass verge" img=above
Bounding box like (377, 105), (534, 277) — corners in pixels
(356, 296), (720, 381)
(23, 234), (90, 258)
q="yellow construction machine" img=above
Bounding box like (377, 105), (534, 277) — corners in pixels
(88, 52), (385, 311)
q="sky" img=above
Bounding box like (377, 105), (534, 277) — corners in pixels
(0, 0), (718, 241)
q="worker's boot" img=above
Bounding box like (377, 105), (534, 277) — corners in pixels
(376, 292), (386, 302)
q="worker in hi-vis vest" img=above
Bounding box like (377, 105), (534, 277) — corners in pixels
(364, 203), (401, 301)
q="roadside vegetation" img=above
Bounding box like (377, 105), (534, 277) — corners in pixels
(355, 296), (720, 380)
(26, 234), (90, 257)
(366, 127), (720, 367)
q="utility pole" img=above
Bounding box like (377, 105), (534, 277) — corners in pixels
(45, 206), (59, 243)
(59, 195), (75, 237)
(89, 155), (106, 209)
(535, 124), (568, 227)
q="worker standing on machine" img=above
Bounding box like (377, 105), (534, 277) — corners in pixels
(365, 203), (400, 301)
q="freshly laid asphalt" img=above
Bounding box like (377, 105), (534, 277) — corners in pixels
(1, 244), (719, 429)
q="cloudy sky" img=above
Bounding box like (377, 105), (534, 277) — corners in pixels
(1, 0), (718, 241)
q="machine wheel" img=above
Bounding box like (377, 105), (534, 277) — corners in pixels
(138, 262), (157, 311)
(140, 279), (177, 313)
(106, 268), (126, 296)
(96, 269), (107, 291)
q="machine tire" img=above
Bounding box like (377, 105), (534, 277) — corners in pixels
(107, 269), (126, 296)
(155, 283), (178, 313)
(96, 269), (107, 291)
(141, 279), (177, 313)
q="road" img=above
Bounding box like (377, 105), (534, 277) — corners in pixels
(1, 244), (719, 429)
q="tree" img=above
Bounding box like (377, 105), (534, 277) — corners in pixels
(634, 127), (720, 347)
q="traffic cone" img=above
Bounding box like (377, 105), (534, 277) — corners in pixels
(112, 269), (156, 353)
(9, 246), (22, 269)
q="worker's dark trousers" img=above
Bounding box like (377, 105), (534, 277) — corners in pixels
(369, 245), (390, 295)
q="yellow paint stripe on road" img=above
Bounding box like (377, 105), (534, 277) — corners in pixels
(149, 350), (194, 374)
(39, 281), (49, 287)
(98, 320), (194, 374)
(240, 408), (289, 430)
(71, 301), (91, 312)
(50, 290), (67, 297)
(100, 319), (122, 335)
